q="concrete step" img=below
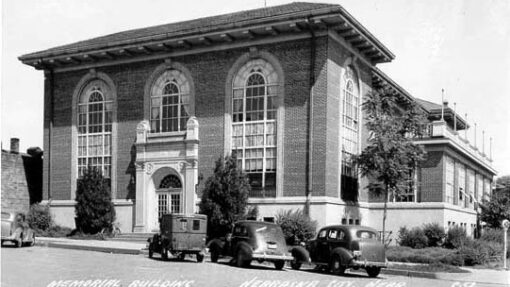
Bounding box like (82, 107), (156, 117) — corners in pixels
(107, 233), (155, 243)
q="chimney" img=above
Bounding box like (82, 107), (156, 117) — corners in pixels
(10, 138), (20, 153)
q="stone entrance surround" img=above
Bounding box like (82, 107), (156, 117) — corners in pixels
(133, 117), (199, 232)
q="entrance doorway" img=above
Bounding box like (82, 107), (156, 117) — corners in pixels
(154, 174), (182, 229)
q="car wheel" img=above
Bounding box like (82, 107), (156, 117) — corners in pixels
(148, 245), (154, 258)
(330, 255), (345, 275)
(235, 248), (250, 268)
(161, 248), (168, 260)
(274, 260), (285, 270)
(366, 267), (381, 278)
(210, 249), (219, 263)
(290, 258), (302, 270)
(196, 253), (204, 263)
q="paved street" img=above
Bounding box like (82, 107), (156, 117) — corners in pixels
(0, 246), (502, 287)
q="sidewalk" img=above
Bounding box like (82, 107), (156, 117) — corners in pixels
(434, 268), (509, 286)
(36, 236), (146, 255)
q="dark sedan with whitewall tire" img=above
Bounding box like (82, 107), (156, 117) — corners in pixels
(207, 221), (304, 270)
(293, 225), (387, 278)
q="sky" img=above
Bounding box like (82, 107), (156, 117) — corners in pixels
(1, 0), (509, 176)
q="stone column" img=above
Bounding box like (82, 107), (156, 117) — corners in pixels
(185, 117), (199, 213)
(134, 120), (150, 232)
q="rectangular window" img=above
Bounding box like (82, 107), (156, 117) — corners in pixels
(445, 157), (455, 204)
(467, 170), (475, 208)
(458, 165), (465, 206)
(158, 193), (168, 218)
(483, 179), (491, 201)
(193, 220), (200, 231)
(171, 194), (180, 213)
(476, 174), (483, 204)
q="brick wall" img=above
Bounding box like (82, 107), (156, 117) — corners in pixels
(1, 150), (43, 213)
(43, 37), (339, 201)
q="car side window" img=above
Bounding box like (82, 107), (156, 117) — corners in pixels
(337, 230), (346, 241)
(328, 229), (338, 239)
(318, 229), (327, 239)
(233, 225), (248, 237)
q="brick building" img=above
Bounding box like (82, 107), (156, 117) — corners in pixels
(18, 2), (495, 235)
(1, 138), (43, 214)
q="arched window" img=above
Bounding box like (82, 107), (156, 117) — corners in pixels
(341, 66), (359, 201)
(159, 174), (182, 189)
(150, 70), (190, 133)
(77, 81), (112, 179)
(232, 59), (278, 196)
(157, 174), (182, 217)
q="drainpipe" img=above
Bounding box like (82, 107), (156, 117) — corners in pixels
(305, 17), (316, 217)
(45, 63), (54, 202)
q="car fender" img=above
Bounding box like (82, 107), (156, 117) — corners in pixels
(291, 246), (310, 263)
(13, 227), (23, 240)
(23, 229), (34, 242)
(331, 247), (354, 266)
(208, 239), (226, 254)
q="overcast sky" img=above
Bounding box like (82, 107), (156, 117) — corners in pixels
(2, 0), (509, 176)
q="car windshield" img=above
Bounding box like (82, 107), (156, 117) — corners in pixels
(356, 230), (378, 240)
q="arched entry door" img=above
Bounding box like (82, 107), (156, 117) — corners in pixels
(155, 174), (182, 226)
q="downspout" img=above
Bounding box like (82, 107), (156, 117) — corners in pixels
(46, 63), (54, 202)
(305, 17), (316, 217)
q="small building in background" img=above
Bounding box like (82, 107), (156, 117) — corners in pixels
(1, 138), (43, 214)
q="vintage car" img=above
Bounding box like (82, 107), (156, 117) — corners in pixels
(207, 220), (300, 270)
(1, 212), (36, 247)
(296, 225), (387, 277)
(148, 213), (207, 262)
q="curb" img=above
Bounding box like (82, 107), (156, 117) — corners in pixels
(35, 240), (143, 255)
(381, 268), (438, 279)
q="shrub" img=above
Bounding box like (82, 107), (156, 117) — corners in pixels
(439, 253), (464, 266)
(458, 239), (503, 266)
(398, 226), (428, 249)
(386, 246), (458, 265)
(445, 226), (468, 249)
(199, 154), (250, 239)
(423, 223), (445, 247)
(275, 209), (317, 245)
(480, 228), (504, 244)
(34, 225), (73, 237)
(245, 205), (259, 220)
(75, 167), (116, 234)
(27, 203), (53, 230)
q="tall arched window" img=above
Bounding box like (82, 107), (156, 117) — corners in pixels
(232, 59), (278, 196)
(150, 70), (190, 133)
(341, 66), (359, 201)
(77, 80), (113, 179)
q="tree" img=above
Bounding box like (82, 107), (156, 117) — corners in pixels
(355, 89), (427, 244)
(75, 167), (116, 234)
(480, 176), (510, 228)
(199, 154), (251, 238)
